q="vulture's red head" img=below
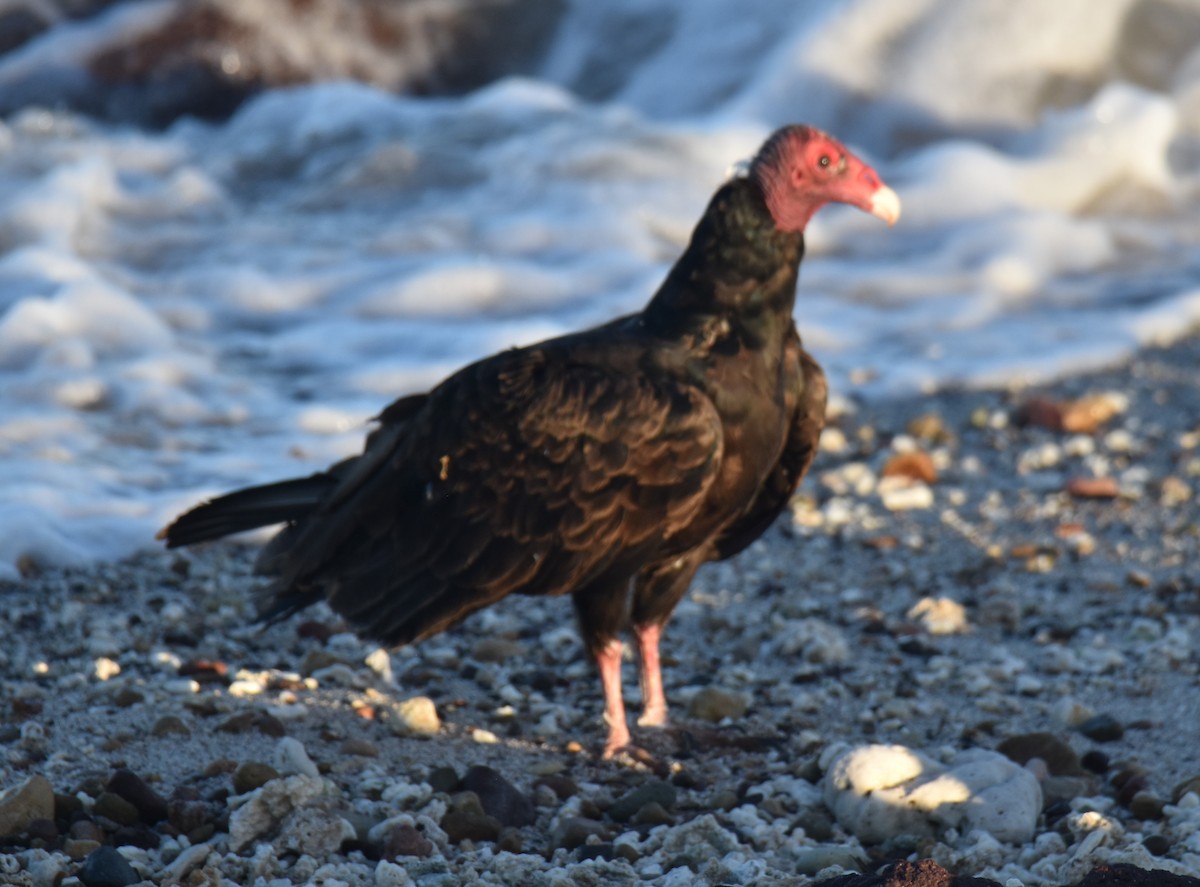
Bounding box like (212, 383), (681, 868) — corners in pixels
(750, 125), (900, 233)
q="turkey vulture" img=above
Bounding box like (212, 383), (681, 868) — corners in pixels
(160, 125), (899, 757)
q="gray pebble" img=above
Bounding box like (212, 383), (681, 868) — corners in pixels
(78, 846), (140, 887)
(1077, 713), (1124, 742)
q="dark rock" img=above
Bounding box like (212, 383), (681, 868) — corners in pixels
(217, 711), (286, 737)
(532, 774), (578, 800)
(496, 826), (523, 853)
(92, 792), (139, 827)
(793, 807), (835, 842)
(576, 842), (617, 862)
(54, 791), (83, 822)
(996, 732), (1082, 775)
(111, 822), (160, 850)
(448, 791), (485, 817)
(1143, 834), (1171, 856)
(338, 738), (378, 757)
(78, 845), (140, 887)
(25, 816), (58, 844)
(69, 819), (106, 843)
(607, 780), (676, 823)
(810, 860), (1200, 887)
(1080, 750), (1110, 774)
(811, 858), (997, 886)
(1077, 714), (1124, 742)
(631, 801), (672, 825)
(167, 799), (214, 836)
(427, 766), (460, 794)
(297, 620), (335, 643)
(64, 838), (101, 861)
(0, 7), (48, 56)
(379, 822), (433, 859)
(107, 769), (168, 824)
(1117, 774), (1149, 806)
(150, 715), (191, 737)
(1073, 864), (1200, 886)
(112, 687), (144, 708)
(1172, 775), (1200, 803)
(460, 765), (534, 827)
(439, 809), (501, 844)
(233, 761), (281, 796)
(1128, 791), (1165, 820)
(0, 0), (566, 126)
(550, 816), (607, 851)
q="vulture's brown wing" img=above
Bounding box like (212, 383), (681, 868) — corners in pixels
(265, 347), (724, 645)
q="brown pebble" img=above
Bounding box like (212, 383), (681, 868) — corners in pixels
(63, 838), (101, 861)
(217, 711), (286, 737)
(1061, 393), (1123, 433)
(1129, 791), (1166, 820)
(496, 826), (523, 853)
(233, 762), (280, 796)
(69, 820), (105, 843)
(167, 799), (213, 835)
(632, 801), (673, 825)
(93, 791), (140, 827)
(108, 768), (169, 824)
(996, 732), (1082, 776)
(881, 450), (938, 484)
(11, 697), (43, 717)
(906, 413), (947, 442)
(178, 659), (229, 683)
(1013, 397), (1064, 431)
(113, 687), (145, 708)
(151, 716), (191, 738)
(297, 620), (335, 643)
(338, 739), (379, 757)
(1066, 476), (1119, 498)
(1110, 764), (1149, 790)
(203, 759), (238, 778)
(380, 822), (433, 859)
(440, 809), (501, 844)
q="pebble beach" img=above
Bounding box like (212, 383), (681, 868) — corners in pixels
(3, 333), (1199, 886)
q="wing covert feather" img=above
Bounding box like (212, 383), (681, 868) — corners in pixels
(272, 348), (724, 645)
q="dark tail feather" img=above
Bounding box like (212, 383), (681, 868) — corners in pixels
(158, 474), (334, 548)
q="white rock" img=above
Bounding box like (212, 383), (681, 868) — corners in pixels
(93, 657), (121, 681)
(375, 859), (414, 887)
(274, 737), (320, 779)
(364, 648), (394, 683)
(824, 744), (1042, 844)
(273, 805), (356, 857)
(878, 477), (934, 511)
(165, 842), (211, 883)
(386, 696), (440, 736)
(228, 774), (330, 852)
(1051, 697), (1095, 728)
(907, 597), (970, 635)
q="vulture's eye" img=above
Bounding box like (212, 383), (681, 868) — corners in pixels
(818, 155), (831, 168)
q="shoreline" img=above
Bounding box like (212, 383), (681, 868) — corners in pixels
(2, 333), (1199, 885)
